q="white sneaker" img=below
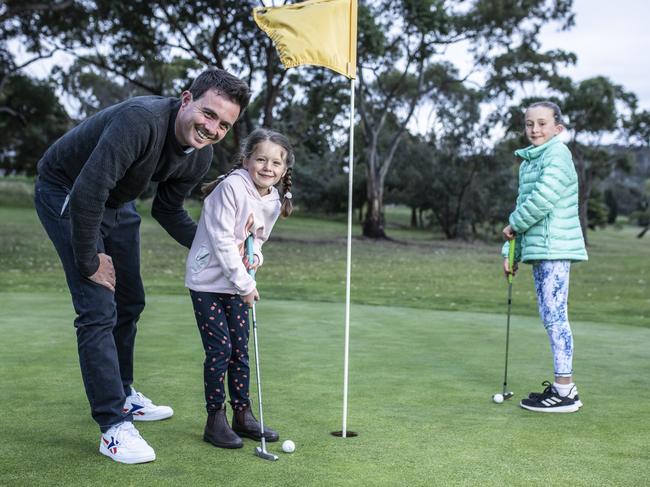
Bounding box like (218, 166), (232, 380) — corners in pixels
(123, 387), (174, 421)
(99, 421), (156, 464)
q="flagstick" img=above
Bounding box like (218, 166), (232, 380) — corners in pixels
(342, 76), (355, 439)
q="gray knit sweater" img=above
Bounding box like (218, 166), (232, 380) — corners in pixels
(37, 96), (213, 276)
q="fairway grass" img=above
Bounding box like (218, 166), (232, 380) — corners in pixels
(1, 294), (648, 486)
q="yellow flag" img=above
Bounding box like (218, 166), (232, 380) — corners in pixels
(253, 0), (357, 79)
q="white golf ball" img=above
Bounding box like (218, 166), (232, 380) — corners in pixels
(282, 439), (295, 453)
(492, 393), (504, 404)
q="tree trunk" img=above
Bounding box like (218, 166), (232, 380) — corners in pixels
(363, 180), (386, 238)
(410, 207), (417, 228)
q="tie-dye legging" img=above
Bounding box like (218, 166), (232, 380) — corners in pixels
(532, 260), (573, 378)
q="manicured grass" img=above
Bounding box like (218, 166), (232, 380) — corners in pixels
(1, 294), (649, 486)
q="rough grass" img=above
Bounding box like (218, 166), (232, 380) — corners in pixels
(1, 205), (648, 327)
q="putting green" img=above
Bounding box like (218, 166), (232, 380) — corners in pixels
(1, 292), (649, 486)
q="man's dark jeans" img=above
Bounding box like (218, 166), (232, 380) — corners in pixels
(34, 178), (145, 432)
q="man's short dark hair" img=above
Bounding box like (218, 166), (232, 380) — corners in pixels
(189, 68), (251, 117)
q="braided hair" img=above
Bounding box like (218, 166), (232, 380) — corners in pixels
(202, 128), (295, 218)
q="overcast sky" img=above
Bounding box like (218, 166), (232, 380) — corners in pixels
(540, 0), (650, 110)
(16, 0), (650, 115)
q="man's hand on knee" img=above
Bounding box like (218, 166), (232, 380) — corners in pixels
(90, 253), (116, 291)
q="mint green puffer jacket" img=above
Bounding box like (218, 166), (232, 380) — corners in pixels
(502, 136), (588, 263)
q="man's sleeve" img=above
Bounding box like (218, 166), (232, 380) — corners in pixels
(70, 109), (155, 276)
(151, 154), (212, 248)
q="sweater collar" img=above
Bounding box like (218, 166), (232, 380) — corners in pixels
(167, 99), (191, 157)
(514, 135), (561, 161)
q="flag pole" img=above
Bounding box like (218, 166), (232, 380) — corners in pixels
(342, 76), (355, 438)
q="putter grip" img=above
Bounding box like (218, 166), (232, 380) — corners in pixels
(245, 235), (256, 279)
(508, 238), (516, 284)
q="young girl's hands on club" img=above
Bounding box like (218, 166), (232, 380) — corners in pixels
(242, 288), (260, 306)
(243, 254), (260, 273)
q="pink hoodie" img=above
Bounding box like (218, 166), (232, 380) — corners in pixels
(185, 169), (281, 295)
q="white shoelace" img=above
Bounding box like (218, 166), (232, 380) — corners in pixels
(113, 422), (144, 446)
(131, 389), (153, 406)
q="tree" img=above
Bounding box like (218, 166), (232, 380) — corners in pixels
(3, 0), (298, 154)
(356, 0), (576, 238)
(562, 76), (637, 242)
(0, 73), (70, 175)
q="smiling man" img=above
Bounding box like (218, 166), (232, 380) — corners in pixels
(33, 68), (250, 464)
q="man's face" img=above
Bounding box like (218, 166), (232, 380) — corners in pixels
(175, 89), (240, 149)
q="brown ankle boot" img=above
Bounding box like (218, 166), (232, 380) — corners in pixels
(231, 405), (279, 442)
(203, 405), (243, 449)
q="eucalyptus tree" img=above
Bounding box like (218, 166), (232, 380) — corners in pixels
(562, 76), (638, 242)
(504, 76), (639, 243)
(356, 0), (576, 238)
(1, 2), (76, 175)
(2, 0), (295, 153)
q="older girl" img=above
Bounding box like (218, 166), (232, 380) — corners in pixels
(502, 101), (587, 413)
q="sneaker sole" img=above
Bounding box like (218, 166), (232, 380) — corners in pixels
(131, 411), (174, 421)
(99, 445), (156, 464)
(528, 395), (583, 408)
(519, 401), (580, 413)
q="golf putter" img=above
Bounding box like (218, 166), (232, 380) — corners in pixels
(246, 235), (278, 461)
(501, 239), (516, 401)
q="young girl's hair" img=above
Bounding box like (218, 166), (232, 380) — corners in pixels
(202, 128), (296, 217)
(527, 100), (567, 127)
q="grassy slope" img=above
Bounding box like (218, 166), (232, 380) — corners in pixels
(1, 205), (648, 327)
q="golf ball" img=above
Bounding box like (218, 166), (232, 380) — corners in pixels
(492, 393), (504, 404)
(282, 440), (295, 453)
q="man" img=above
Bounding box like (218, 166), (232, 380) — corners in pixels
(34, 68), (251, 464)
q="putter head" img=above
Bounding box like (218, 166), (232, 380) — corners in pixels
(503, 391), (514, 400)
(255, 446), (278, 461)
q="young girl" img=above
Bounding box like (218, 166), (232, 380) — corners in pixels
(502, 101), (588, 413)
(185, 128), (294, 447)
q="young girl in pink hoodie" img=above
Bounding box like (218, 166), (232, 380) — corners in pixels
(185, 128), (294, 449)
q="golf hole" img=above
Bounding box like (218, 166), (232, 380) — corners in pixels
(331, 431), (359, 437)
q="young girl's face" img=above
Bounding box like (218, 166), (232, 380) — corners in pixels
(524, 106), (563, 146)
(243, 140), (288, 195)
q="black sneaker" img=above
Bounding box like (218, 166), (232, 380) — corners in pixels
(528, 380), (583, 408)
(520, 383), (580, 413)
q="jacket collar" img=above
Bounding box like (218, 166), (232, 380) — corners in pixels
(231, 168), (279, 201)
(514, 136), (561, 161)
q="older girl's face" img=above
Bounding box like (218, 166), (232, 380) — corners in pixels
(525, 106), (563, 147)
